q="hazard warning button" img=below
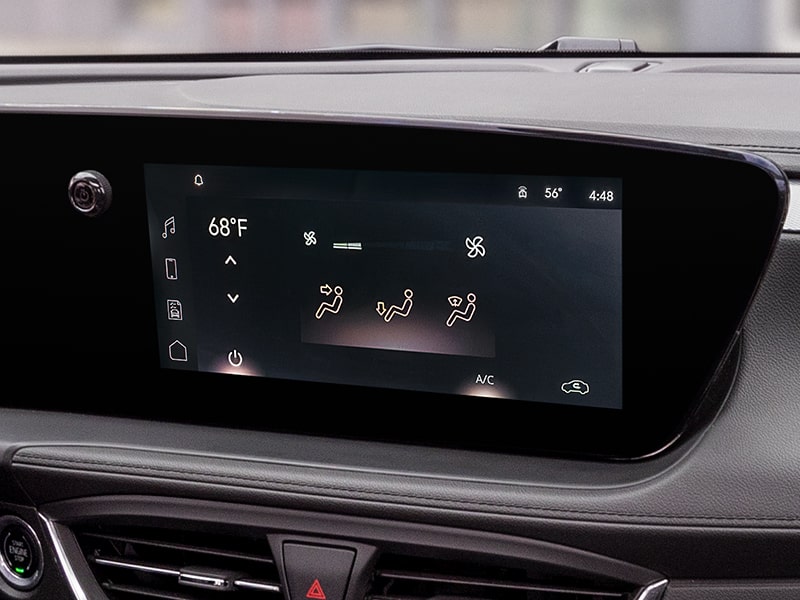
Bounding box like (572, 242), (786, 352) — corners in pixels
(283, 543), (356, 600)
(306, 579), (326, 599)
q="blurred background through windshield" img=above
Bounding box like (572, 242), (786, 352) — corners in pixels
(1, 0), (798, 55)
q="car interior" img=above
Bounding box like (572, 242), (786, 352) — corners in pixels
(2, 16), (800, 600)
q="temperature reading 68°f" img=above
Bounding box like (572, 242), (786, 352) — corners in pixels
(589, 190), (615, 203)
(208, 217), (248, 237)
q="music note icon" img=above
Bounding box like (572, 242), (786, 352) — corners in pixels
(162, 216), (176, 239)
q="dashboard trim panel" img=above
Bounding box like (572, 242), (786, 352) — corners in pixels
(1, 55), (800, 600)
(41, 517), (90, 600)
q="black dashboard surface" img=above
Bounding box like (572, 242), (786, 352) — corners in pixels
(1, 57), (800, 599)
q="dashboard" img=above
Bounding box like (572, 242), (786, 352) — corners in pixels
(1, 55), (800, 600)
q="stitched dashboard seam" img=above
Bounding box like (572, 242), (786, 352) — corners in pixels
(13, 453), (800, 525)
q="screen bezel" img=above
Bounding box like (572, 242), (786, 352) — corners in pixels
(0, 113), (787, 459)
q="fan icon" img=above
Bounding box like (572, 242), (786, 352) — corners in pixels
(465, 236), (486, 259)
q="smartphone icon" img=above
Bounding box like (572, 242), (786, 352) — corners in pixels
(165, 258), (178, 280)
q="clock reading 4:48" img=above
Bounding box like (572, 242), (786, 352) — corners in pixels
(589, 190), (614, 202)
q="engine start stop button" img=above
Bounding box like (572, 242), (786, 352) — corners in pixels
(3, 526), (34, 576)
(0, 517), (42, 590)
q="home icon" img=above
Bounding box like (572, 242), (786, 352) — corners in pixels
(168, 340), (188, 362)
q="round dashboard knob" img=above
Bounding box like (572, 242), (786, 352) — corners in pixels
(68, 170), (112, 217)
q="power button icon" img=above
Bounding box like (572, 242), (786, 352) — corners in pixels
(227, 349), (243, 368)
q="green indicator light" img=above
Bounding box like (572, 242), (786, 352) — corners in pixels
(14, 568), (24, 574)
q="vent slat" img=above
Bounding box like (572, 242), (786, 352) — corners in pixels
(235, 579), (282, 593)
(370, 556), (628, 600)
(80, 532), (274, 565)
(375, 569), (621, 598)
(91, 555), (181, 576)
(370, 594), (425, 600)
(101, 582), (195, 600)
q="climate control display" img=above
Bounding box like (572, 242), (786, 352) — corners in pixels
(145, 165), (622, 409)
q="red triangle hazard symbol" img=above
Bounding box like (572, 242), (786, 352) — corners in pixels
(306, 579), (326, 600)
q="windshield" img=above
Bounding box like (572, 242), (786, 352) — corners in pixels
(1, 0), (797, 56)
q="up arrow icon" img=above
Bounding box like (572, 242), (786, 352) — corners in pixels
(225, 255), (237, 266)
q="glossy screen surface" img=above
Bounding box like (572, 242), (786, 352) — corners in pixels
(145, 165), (623, 410)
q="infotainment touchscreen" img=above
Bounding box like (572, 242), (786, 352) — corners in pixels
(145, 165), (622, 410)
(0, 113), (784, 458)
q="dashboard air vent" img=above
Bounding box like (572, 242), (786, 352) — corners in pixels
(368, 555), (629, 600)
(75, 525), (282, 600)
